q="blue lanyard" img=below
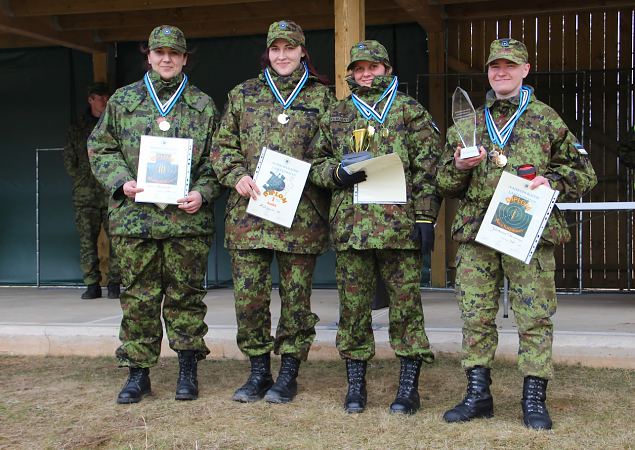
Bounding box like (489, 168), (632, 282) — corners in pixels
(485, 85), (531, 148)
(351, 76), (399, 124)
(264, 62), (309, 110)
(144, 72), (188, 117)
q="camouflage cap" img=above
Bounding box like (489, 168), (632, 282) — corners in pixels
(148, 25), (187, 53)
(266, 20), (305, 47)
(87, 82), (109, 97)
(347, 40), (391, 71)
(486, 38), (528, 66)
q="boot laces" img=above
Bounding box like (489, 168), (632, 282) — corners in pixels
(524, 379), (547, 414)
(396, 361), (419, 397)
(461, 370), (490, 406)
(178, 354), (197, 382)
(276, 357), (299, 385)
(128, 368), (147, 384)
(347, 361), (366, 394)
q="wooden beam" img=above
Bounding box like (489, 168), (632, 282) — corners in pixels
(0, 14), (104, 52)
(91, 8), (411, 44)
(446, 0), (635, 19)
(334, 0), (365, 100)
(3, 0), (272, 17)
(393, 0), (444, 33)
(0, 32), (48, 48)
(426, 30), (448, 288)
(92, 52), (107, 82)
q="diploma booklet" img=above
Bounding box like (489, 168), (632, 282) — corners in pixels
(475, 171), (559, 264)
(346, 153), (407, 204)
(246, 147), (311, 228)
(135, 135), (193, 205)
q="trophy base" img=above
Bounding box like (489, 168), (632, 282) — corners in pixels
(459, 146), (480, 159)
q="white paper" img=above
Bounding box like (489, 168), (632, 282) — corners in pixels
(346, 153), (407, 204)
(475, 171), (559, 264)
(135, 135), (193, 205)
(246, 147), (311, 228)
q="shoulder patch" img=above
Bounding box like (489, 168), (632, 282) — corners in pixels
(574, 142), (588, 155)
(430, 120), (440, 134)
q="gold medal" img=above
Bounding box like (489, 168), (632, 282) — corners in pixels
(277, 113), (290, 124)
(495, 153), (508, 168)
(381, 128), (389, 138)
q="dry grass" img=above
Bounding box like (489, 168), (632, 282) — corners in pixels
(0, 355), (633, 450)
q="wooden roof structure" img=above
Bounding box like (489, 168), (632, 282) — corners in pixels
(2, 0), (633, 288)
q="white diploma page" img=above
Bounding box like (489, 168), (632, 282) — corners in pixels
(475, 171), (559, 264)
(346, 152), (407, 204)
(246, 147), (311, 228)
(135, 135), (193, 205)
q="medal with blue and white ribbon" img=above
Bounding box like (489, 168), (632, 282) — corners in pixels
(265, 62), (309, 125)
(351, 76), (399, 135)
(485, 85), (531, 167)
(144, 72), (188, 132)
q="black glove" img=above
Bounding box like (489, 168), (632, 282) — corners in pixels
(410, 220), (435, 254)
(333, 164), (367, 187)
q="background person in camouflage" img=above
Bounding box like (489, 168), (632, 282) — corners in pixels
(211, 20), (334, 405)
(88, 25), (222, 404)
(63, 82), (121, 300)
(437, 38), (597, 430)
(307, 40), (442, 415)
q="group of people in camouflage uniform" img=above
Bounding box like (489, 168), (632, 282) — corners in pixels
(81, 19), (596, 431)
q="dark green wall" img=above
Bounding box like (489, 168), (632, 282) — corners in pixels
(0, 23), (430, 286)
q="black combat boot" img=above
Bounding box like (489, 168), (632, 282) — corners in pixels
(443, 366), (494, 423)
(521, 376), (552, 430)
(107, 283), (121, 299)
(232, 353), (274, 402)
(264, 355), (300, 404)
(175, 350), (199, 401)
(117, 367), (151, 404)
(344, 359), (367, 413)
(389, 357), (422, 414)
(81, 283), (101, 299)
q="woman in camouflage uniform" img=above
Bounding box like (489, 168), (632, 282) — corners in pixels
(308, 40), (442, 414)
(211, 20), (334, 404)
(438, 38), (597, 430)
(88, 25), (221, 404)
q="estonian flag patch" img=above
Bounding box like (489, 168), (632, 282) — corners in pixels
(574, 142), (588, 155)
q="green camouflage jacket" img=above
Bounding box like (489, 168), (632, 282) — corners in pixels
(88, 71), (221, 238)
(63, 111), (108, 207)
(211, 66), (334, 254)
(307, 75), (442, 251)
(437, 88), (597, 245)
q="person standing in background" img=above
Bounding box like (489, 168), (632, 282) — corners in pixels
(63, 82), (121, 300)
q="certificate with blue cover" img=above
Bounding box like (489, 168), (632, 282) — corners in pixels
(475, 171), (559, 264)
(135, 135), (193, 206)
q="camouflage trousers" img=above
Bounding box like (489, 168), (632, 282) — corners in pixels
(335, 249), (434, 363)
(73, 205), (120, 285)
(111, 235), (212, 368)
(229, 249), (320, 361)
(455, 242), (557, 379)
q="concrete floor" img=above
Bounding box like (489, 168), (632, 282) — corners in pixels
(1, 287), (634, 368)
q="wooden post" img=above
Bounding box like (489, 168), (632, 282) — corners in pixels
(334, 0), (365, 100)
(427, 30), (448, 288)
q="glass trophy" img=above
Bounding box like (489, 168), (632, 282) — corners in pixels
(451, 87), (480, 159)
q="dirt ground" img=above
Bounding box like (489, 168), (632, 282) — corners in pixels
(1, 355), (633, 449)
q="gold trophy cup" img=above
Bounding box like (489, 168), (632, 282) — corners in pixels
(351, 128), (370, 153)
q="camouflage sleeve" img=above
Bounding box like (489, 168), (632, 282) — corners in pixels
(544, 114), (597, 201)
(191, 101), (223, 204)
(404, 101), (442, 220)
(88, 101), (134, 200)
(62, 125), (79, 178)
(435, 125), (473, 198)
(307, 106), (340, 190)
(210, 87), (250, 189)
